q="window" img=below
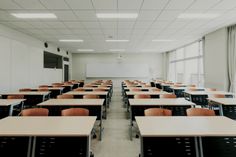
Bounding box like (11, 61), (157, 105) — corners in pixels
(168, 40), (204, 86)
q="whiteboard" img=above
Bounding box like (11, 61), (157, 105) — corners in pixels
(86, 63), (149, 77)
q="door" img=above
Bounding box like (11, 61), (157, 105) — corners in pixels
(64, 64), (69, 82)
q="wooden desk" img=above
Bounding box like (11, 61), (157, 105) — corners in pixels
(207, 98), (236, 119)
(64, 91), (109, 118)
(31, 87), (64, 98)
(170, 87), (205, 97)
(0, 99), (25, 117)
(136, 116), (236, 157)
(126, 91), (169, 98)
(1, 92), (51, 108)
(0, 116), (96, 157)
(184, 91), (234, 106)
(37, 99), (104, 140)
(128, 98), (195, 140)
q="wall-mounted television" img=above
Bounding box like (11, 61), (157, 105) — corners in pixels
(44, 51), (62, 69)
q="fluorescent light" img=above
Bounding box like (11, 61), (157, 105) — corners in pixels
(152, 39), (174, 42)
(109, 49), (125, 52)
(59, 39), (84, 42)
(11, 13), (57, 19)
(77, 49), (94, 52)
(96, 13), (138, 19)
(106, 39), (129, 42)
(178, 13), (219, 19)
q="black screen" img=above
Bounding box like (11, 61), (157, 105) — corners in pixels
(44, 51), (62, 69)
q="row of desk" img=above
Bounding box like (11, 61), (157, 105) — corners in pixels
(123, 80), (236, 157)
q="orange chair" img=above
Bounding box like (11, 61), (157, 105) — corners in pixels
(186, 108), (216, 116)
(212, 94), (225, 98)
(188, 85), (196, 87)
(130, 88), (142, 92)
(134, 94), (151, 99)
(83, 95), (99, 99)
(84, 84), (94, 87)
(57, 94), (74, 99)
(61, 108), (89, 116)
(39, 85), (48, 88)
(38, 88), (49, 91)
(144, 108), (172, 116)
(19, 88), (31, 92)
(7, 95), (24, 99)
(93, 88), (106, 91)
(20, 108), (49, 116)
(205, 88), (217, 91)
(187, 88), (198, 91)
(160, 94), (176, 98)
(152, 88), (161, 92)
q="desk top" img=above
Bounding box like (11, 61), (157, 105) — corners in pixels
(31, 87), (64, 90)
(1, 91), (51, 95)
(207, 98), (236, 105)
(126, 91), (169, 95)
(0, 99), (25, 106)
(64, 91), (108, 95)
(136, 116), (236, 137)
(76, 87), (110, 90)
(37, 99), (104, 106)
(124, 87), (156, 90)
(184, 91), (234, 96)
(170, 87), (205, 90)
(0, 117), (96, 136)
(129, 98), (195, 106)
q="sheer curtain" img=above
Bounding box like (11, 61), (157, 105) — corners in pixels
(227, 25), (236, 92)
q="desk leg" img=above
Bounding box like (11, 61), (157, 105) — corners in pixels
(219, 105), (224, 116)
(198, 137), (204, 157)
(140, 137), (144, 157)
(9, 105), (13, 116)
(27, 137), (33, 157)
(99, 106), (103, 141)
(87, 135), (91, 157)
(194, 137), (200, 157)
(31, 136), (36, 157)
(130, 107), (133, 141)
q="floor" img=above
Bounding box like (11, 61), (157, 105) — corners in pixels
(91, 87), (140, 157)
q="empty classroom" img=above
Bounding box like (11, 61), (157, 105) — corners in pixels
(1, 0), (236, 157)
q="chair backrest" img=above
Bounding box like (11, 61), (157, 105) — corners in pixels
(144, 108), (172, 116)
(73, 88), (85, 91)
(20, 108), (49, 116)
(93, 88), (106, 91)
(83, 95), (99, 99)
(159, 94), (176, 98)
(188, 85), (196, 87)
(52, 83), (63, 86)
(61, 108), (89, 116)
(205, 88), (217, 91)
(212, 94), (225, 98)
(38, 88), (49, 91)
(7, 95), (24, 99)
(130, 88), (142, 92)
(39, 85), (48, 88)
(134, 94), (151, 99)
(186, 108), (216, 116)
(187, 88), (198, 91)
(57, 94), (74, 99)
(152, 88), (161, 92)
(84, 84), (93, 87)
(19, 88), (31, 92)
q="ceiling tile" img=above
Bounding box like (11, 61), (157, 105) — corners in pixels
(82, 21), (100, 29)
(118, 22), (135, 29)
(137, 10), (162, 21)
(118, 0), (143, 10)
(188, 0), (222, 10)
(9, 21), (34, 28)
(70, 29), (88, 35)
(166, 0), (195, 10)
(212, 0), (236, 10)
(157, 10), (183, 21)
(92, 0), (117, 10)
(64, 22), (84, 28)
(65, 0), (93, 9)
(141, 0), (169, 9)
(0, 0), (22, 9)
(45, 22), (67, 29)
(54, 11), (78, 21)
(74, 10), (97, 21)
(13, 0), (45, 9)
(100, 22), (117, 29)
(40, 0), (70, 9)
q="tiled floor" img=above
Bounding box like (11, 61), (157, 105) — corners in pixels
(91, 87), (140, 157)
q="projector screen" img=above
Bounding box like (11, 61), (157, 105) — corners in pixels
(86, 63), (149, 77)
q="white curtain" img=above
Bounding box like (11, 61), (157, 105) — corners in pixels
(227, 25), (236, 92)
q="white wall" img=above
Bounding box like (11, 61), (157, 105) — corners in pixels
(0, 24), (71, 93)
(204, 28), (228, 90)
(72, 53), (163, 87)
